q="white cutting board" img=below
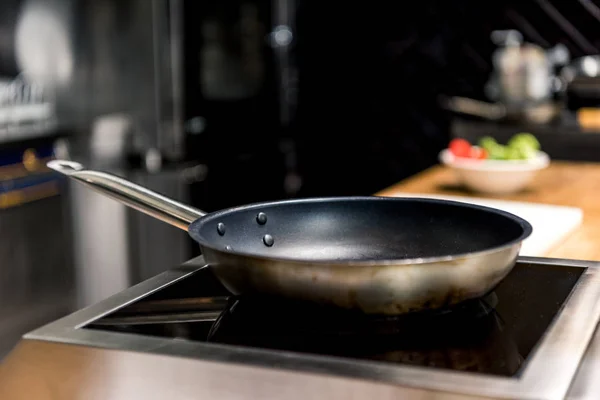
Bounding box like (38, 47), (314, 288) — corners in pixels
(388, 193), (583, 257)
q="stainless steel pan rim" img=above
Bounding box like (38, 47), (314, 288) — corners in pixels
(190, 196), (533, 267)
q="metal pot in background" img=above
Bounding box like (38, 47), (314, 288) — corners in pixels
(441, 30), (569, 125)
(485, 30), (569, 109)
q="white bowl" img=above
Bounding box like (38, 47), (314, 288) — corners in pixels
(439, 149), (550, 195)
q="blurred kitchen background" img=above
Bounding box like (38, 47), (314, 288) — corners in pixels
(3, 0), (600, 358)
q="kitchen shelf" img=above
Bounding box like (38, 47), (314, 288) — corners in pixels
(451, 117), (600, 162)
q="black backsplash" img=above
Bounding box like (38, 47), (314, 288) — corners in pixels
(291, 0), (600, 196)
(183, 1), (600, 203)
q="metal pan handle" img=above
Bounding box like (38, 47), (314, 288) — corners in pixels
(47, 160), (206, 231)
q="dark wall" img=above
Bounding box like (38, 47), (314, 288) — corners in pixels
(181, 0), (600, 204)
(292, 0), (600, 196)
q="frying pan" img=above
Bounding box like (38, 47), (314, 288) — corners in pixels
(48, 160), (532, 315)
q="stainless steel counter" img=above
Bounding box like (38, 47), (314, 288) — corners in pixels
(2, 256), (600, 400)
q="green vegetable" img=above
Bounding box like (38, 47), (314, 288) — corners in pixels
(488, 145), (507, 160)
(478, 136), (498, 151)
(505, 147), (527, 160)
(508, 132), (541, 152)
(518, 146), (538, 160)
(478, 136), (504, 159)
(477, 133), (541, 161)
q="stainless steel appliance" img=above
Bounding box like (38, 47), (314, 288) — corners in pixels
(0, 139), (75, 360)
(0, 0), (287, 358)
(4, 255), (600, 399)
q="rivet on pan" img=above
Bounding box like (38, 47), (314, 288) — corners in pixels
(256, 212), (268, 225)
(217, 222), (226, 236)
(263, 234), (274, 247)
(225, 245), (232, 251)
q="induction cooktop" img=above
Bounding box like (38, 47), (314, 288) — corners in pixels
(24, 256), (600, 400)
(86, 260), (584, 377)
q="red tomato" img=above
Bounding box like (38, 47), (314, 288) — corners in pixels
(469, 146), (488, 160)
(449, 138), (471, 158)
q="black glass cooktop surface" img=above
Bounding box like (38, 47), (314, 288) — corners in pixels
(86, 261), (585, 377)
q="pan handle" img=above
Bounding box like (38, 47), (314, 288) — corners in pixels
(47, 160), (206, 231)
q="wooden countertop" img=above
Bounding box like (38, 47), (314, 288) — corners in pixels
(376, 161), (600, 262)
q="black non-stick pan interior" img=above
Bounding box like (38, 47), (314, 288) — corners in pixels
(189, 197), (531, 263)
